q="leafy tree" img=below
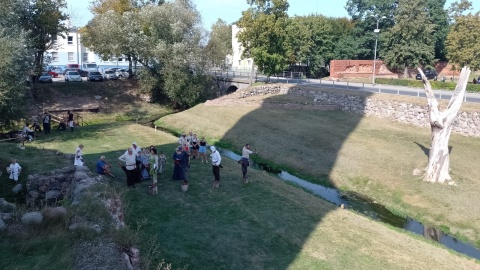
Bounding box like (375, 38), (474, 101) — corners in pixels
(426, 0), (449, 60)
(380, 0), (435, 77)
(0, 1), (33, 126)
(16, 0), (68, 77)
(285, 15), (355, 77)
(205, 19), (232, 69)
(237, 0), (290, 76)
(445, 5), (480, 70)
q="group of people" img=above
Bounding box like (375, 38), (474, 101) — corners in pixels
(20, 110), (75, 142)
(117, 142), (167, 193)
(70, 133), (256, 194)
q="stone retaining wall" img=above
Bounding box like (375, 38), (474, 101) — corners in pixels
(240, 85), (480, 137)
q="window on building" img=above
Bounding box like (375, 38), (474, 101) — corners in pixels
(247, 60), (251, 66)
(83, 53), (88, 62)
(238, 60), (241, 65)
(51, 35), (57, 44)
(118, 57), (123, 62)
(68, 52), (74, 62)
(51, 52), (58, 62)
(68, 36), (73, 45)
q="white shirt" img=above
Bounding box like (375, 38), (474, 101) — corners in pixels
(22, 126), (33, 134)
(119, 152), (136, 170)
(242, 147), (253, 158)
(210, 151), (221, 166)
(126, 146), (142, 157)
(9, 163), (21, 173)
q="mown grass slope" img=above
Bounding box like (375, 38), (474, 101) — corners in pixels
(157, 85), (480, 246)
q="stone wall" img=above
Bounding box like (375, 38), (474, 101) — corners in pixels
(241, 85), (480, 137)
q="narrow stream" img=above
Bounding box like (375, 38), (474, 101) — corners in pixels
(218, 148), (480, 261)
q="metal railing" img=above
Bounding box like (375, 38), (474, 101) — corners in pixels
(209, 70), (480, 103)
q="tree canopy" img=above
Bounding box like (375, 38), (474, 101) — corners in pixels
(445, 1), (480, 70)
(381, 0), (435, 76)
(205, 19), (232, 69)
(237, 0), (290, 76)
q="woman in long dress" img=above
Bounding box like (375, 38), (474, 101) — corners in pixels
(172, 147), (183, 180)
(149, 148), (159, 194)
(74, 144), (84, 166)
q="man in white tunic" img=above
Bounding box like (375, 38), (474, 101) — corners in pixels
(119, 147), (137, 188)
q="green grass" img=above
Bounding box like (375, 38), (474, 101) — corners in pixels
(157, 87), (480, 246)
(1, 122), (479, 269)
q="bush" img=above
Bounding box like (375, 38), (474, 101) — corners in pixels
(376, 78), (480, 92)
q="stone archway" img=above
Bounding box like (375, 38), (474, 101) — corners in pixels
(226, 85), (238, 94)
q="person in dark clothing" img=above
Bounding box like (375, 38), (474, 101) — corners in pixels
(172, 146), (183, 180)
(57, 119), (67, 131)
(42, 111), (51, 134)
(67, 110), (74, 131)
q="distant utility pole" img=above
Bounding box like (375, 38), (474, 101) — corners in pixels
(371, 14), (386, 86)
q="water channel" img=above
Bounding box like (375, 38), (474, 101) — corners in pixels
(218, 147), (480, 261)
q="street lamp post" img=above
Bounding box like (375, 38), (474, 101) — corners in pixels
(371, 15), (386, 86)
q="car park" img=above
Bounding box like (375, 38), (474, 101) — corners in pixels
(65, 71), (82, 82)
(38, 73), (53, 83)
(87, 71), (104, 82)
(103, 69), (118, 80)
(416, 69), (438, 80)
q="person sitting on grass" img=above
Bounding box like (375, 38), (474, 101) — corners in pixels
(96, 156), (115, 177)
(57, 119), (67, 131)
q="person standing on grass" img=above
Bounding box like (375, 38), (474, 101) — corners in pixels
(181, 144), (190, 180)
(191, 134), (199, 159)
(7, 158), (21, 182)
(74, 144), (84, 166)
(240, 144), (256, 183)
(149, 148), (159, 192)
(22, 123), (35, 141)
(118, 147), (137, 188)
(42, 110), (52, 134)
(172, 146), (183, 180)
(199, 137), (207, 163)
(67, 110), (74, 131)
(210, 146), (221, 183)
(158, 151), (167, 173)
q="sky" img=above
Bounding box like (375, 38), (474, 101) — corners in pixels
(66, 0), (479, 29)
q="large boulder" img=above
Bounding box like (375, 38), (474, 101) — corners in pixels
(21, 212), (43, 225)
(12, 184), (23, 194)
(0, 198), (16, 213)
(42, 206), (67, 219)
(45, 190), (62, 200)
(0, 218), (5, 230)
(74, 171), (89, 181)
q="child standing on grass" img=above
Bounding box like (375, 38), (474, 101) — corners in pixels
(158, 151), (166, 173)
(8, 159), (21, 182)
(199, 137), (207, 163)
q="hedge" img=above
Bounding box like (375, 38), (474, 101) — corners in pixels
(376, 78), (480, 93)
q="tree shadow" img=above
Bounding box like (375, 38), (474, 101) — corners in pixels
(414, 141), (453, 158)
(153, 85), (373, 269)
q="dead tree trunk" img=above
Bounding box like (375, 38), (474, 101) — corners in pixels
(419, 66), (471, 184)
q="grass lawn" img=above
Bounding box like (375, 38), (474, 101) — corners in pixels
(157, 87), (480, 246)
(1, 122), (479, 269)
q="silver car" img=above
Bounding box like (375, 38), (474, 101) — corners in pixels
(104, 70), (118, 80)
(65, 71), (82, 82)
(38, 73), (53, 83)
(115, 69), (129, 79)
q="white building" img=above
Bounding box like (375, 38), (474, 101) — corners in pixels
(230, 24), (255, 72)
(47, 27), (129, 69)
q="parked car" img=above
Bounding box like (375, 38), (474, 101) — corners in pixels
(78, 69), (89, 77)
(416, 69), (438, 80)
(87, 71), (104, 82)
(65, 71), (82, 82)
(47, 70), (58, 78)
(38, 73), (53, 83)
(115, 68), (129, 79)
(103, 69), (118, 80)
(52, 67), (63, 74)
